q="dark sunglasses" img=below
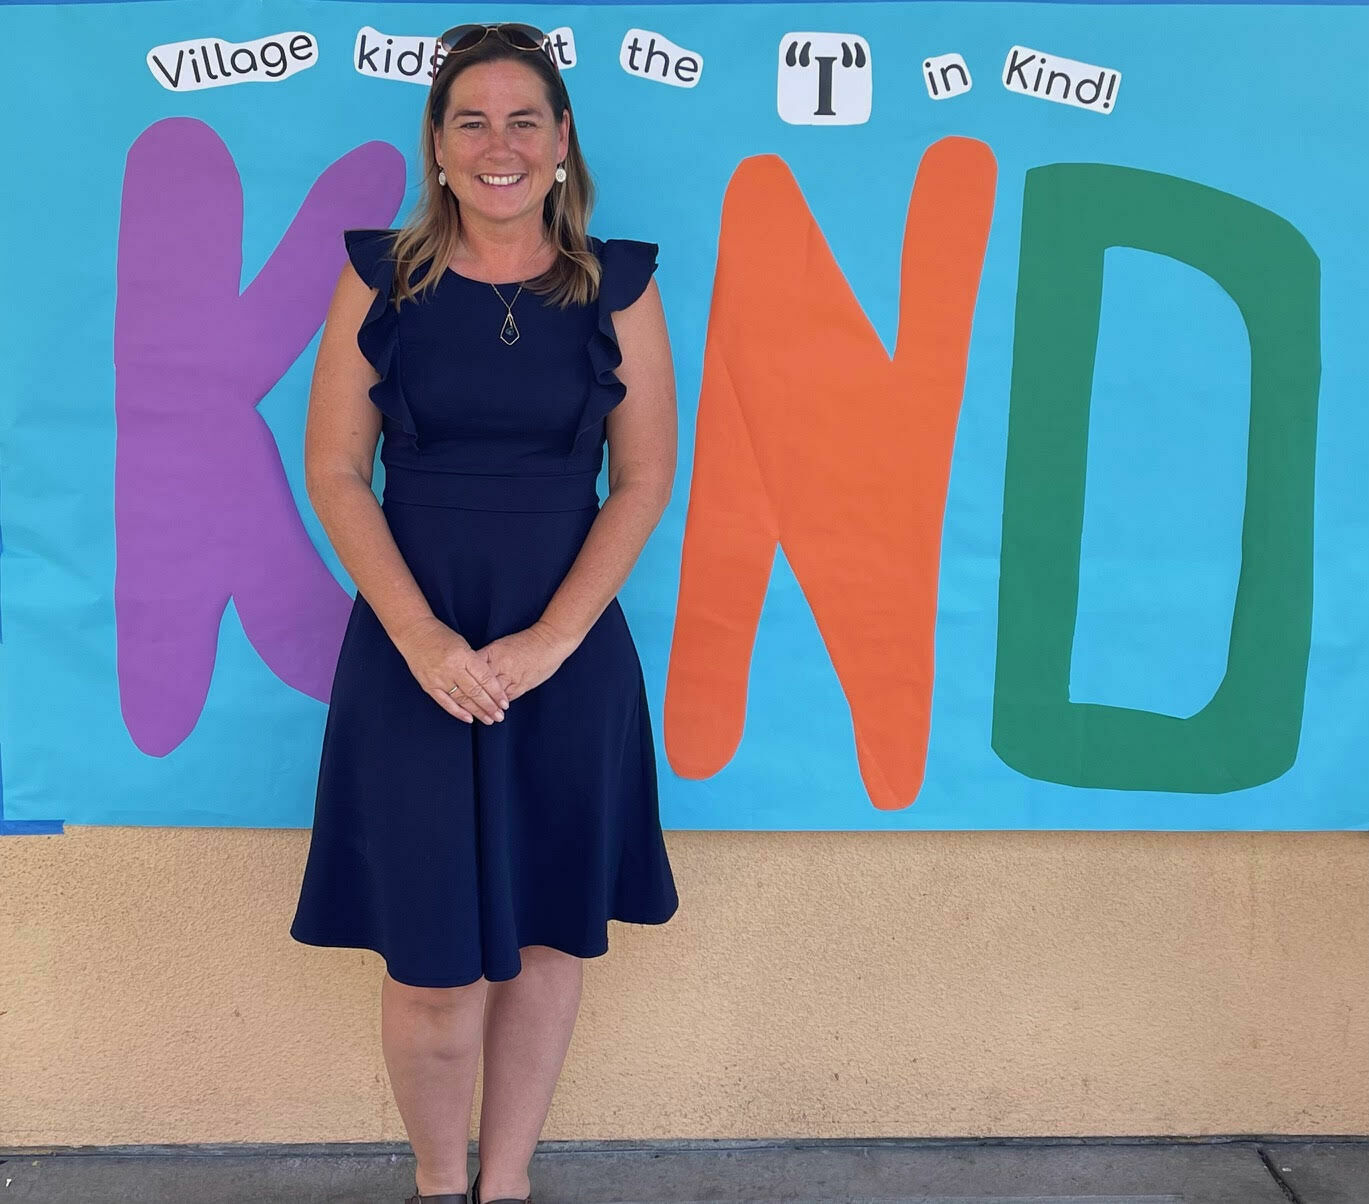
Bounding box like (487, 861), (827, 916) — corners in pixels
(435, 22), (555, 70)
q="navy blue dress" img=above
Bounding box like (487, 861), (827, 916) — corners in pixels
(289, 229), (679, 988)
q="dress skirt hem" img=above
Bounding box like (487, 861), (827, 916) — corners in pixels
(289, 903), (679, 988)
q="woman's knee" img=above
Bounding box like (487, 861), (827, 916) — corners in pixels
(384, 970), (489, 1012)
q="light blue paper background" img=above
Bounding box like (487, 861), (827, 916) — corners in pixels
(2, 1), (1367, 830)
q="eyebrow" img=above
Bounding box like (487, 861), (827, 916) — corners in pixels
(449, 108), (542, 118)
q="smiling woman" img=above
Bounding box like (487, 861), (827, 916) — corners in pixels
(439, 86), (567, 236)
(288, 19), (679, 1204)
(370, 24), (605, 308)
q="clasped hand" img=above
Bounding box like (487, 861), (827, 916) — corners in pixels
(396, 616), (573, 724)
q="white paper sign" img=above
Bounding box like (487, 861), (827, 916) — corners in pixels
(352, 26), (437, 84)
(619, 28), (703, 88)
(1002, 45), (1121, 114)
(923, 52), (972, 100)
(147, 32), (318, 91)
(777, 32), (872, 125)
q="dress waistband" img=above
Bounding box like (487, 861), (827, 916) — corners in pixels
(381, 466), (601, 513)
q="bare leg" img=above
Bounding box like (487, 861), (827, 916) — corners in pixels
(476, 946), (585, 1198)
(382, 971), (488, 1197)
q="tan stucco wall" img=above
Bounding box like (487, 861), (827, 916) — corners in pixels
(2, 826), (1366, 1144)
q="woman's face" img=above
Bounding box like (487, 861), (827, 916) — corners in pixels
(434, 59), (570, 227)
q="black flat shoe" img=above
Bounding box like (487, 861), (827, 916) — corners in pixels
(472, 1170), (532, 1204)
(404, 1186), (468, 1203)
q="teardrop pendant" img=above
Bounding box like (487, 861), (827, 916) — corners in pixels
(499, 312), (520, 345)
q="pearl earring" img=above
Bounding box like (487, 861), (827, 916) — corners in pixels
(437, 168), (447, 186)
(554, 164), (567, 183)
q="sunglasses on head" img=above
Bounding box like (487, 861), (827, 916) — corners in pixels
(435, 22), (555, 69)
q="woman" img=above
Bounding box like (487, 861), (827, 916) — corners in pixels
(289, 23), (680, 1204)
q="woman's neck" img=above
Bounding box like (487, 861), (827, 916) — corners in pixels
(451, 221), (551, 280)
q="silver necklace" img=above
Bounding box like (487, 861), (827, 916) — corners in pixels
(488, 282), (525, 346)
(455, 237), (547, 344)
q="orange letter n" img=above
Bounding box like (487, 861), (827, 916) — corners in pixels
(665, 141), (996, 811)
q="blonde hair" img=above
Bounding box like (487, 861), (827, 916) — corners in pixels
(389, 37), (601, 310)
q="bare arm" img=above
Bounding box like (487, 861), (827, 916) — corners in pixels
(303, 263), (438, 650)
(535, 277), (678, 653)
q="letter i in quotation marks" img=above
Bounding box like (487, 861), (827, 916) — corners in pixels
(778, 32), (873, 125)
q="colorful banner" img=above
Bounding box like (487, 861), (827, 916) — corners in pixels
(3, 0), (1367, 832)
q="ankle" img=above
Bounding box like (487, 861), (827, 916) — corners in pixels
(476, 1169), (531, 1199)
(415, 1169), (469, 1197)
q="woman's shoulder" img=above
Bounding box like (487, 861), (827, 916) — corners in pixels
(343, 228), (399, 288)
(588, 235), (659, 312)
(589, 234), (658, 266)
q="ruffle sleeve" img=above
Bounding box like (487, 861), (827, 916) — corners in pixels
(343, 228), (419, 448)
(573, 236), (660, 456)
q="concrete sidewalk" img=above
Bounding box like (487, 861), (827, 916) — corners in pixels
(2, 1137), (1365, 1203)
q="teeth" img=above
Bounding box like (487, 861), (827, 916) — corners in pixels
(479, 174), (524, 186)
